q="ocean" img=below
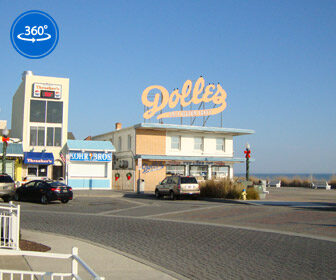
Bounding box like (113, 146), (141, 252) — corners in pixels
(235, 173), (335, 181)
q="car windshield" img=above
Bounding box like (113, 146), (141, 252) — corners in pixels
(181, 177), (197, 184)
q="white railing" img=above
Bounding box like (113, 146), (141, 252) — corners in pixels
(0, 247), (105, 280)
(0, 201), (20, 250)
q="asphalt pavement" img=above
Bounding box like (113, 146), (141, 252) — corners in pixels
(1, 188), (336, 279)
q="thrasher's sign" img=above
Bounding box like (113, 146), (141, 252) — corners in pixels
(142, 77), (227, 120)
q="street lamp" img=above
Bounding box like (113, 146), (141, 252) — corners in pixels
(2, 127), (9, 174)
(244, 142), (251, 181)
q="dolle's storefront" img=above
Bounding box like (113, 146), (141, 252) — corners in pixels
(139, 157), (234, 182)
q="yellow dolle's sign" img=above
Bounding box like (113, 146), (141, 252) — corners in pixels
(142, 77), (227, 120)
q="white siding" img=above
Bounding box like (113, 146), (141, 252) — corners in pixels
(166, 131), (233, 157)
(92, 127), (136, 169)
(68, 162), (107, 178)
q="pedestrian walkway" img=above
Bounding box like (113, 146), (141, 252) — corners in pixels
(0, 230), (182, 280)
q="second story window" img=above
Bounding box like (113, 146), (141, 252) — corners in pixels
(216, 138), (225, 151)
(128, 135), (132, 150)
(171, 136), (180, 150)
(30, 126), (45, 146)
(47, 127), (62, 147)
(194, 137), (203, 151)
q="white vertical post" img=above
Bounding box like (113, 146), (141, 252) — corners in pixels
(207, 165), (211, 180)
(16, 204), (20, 250)
(72, 247), (78, 280)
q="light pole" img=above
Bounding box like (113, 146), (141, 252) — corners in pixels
(244, 143), (251, 181)
(2, 127), (9, 174)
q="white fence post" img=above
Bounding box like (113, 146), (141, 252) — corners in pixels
(72, 247), (79, 280)
(0, 202), (20, 250)
(15, 204), (20, 250)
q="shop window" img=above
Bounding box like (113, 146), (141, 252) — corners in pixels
(128, 135), (132, 150)
(47, 101), (63, 123)
(30, 100), (46, 122)
(47, 127), (62, 147)
(212, 166), (229, 179)
(166, 165), (185, 175)
(216, 138), (225, 151)
(28, 167), (37, 176)
(194, 137), (203, 151)
(38, 165), (48, 177)
(190, 165), (207, 180)
(30, 127), (45, 146)
(28, 165), (48, 177)
(171, 136), (180, 150)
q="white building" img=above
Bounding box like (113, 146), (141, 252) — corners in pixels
(11, 71), (69, 180)
(93, 123), (254, 191)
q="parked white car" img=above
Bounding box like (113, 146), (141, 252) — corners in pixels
(155, 175), (200, 200)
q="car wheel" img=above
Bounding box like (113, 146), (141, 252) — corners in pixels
(14, 193), (20, 201)
(61, 199), (69, 204)
(169, 191), (175, 200)
(41, 195), (48, 204)
(155, 189), (161, 199)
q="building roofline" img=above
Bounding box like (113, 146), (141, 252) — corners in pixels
(134, 123), (255, 135)
(134, 154), (247, 163)
(93, 123), (255, 137)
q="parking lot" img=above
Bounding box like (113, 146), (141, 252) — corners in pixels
(17, 188), (336, 279)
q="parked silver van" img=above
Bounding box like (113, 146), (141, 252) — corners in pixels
(0, 174), (15, 202)
(155, 175), (200, 199)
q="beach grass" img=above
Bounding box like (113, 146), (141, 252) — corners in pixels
(200, 178), (244, 199)
(236, 175), (336, 188)
(200, 178), (261, 200)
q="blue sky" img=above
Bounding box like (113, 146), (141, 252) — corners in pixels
(0, 0), (335, 173)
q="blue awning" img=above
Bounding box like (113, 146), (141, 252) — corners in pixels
(24, 152), (54, 165)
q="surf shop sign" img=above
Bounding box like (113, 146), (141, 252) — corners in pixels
(142, 77), (227, 120)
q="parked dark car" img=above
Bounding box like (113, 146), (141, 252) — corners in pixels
(14, 180), (73, 204)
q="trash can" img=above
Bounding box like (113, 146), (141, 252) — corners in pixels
(137, 179), (145, 194)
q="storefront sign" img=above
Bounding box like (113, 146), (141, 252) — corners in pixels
(24, 152), (54, 165)
(33, 83), (62, 99)
(142, 77), (227, 119)
(69, 152), (112, 162)
(142, 162), (164, 174)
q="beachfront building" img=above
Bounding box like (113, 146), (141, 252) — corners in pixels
(61, 140), (115, 189)
(92, 122), (254, 192)
(10, 71), (70, 180)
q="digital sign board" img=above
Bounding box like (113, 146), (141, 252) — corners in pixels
(33, 83), (62, 99)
